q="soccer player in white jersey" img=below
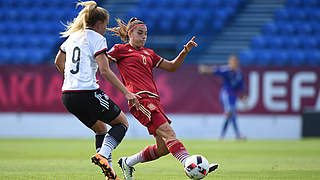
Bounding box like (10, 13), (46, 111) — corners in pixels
(54, 1), (139, 180)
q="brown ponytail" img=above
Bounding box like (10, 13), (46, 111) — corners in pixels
(107, 17), (144, 42)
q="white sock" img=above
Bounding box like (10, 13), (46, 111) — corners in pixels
(98, 134), (119, 159)
(125, 152), (144, 167)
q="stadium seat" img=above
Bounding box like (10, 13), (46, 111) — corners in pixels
(275, 8), (290, 21)
(284, 37), (301, 49)
(286, 0), (302, 7)
(295, 22), (313, 35)
(269, 36), (284, 49)
(262, 23), (279, 35)
(289, 50), (306, 66)
(255, 50), (273, 66)
(172, 0), (190, 8)
(301, 36), (318, 49)
(279, 22), (296, 35)
(302, 0), (318, 7)
(305, 50), (320, 65)
(272, 50), (289, 66)
(0, 48), (12, 64)
(251, 36), (268, 49)
(238, 50), (255, 66)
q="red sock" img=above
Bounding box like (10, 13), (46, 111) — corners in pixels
(166, 139), (189, 165)
(141, 144), (160, 162)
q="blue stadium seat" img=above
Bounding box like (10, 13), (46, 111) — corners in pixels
(0, 48), (12, 64)
(284, 36), (301, 49)
(255, 50), (273, 66)
(292, 9), (308, 21)
(305, 50), (320, 65)
(272, 50), (289, 66)
(275, 8), (290, 21)
(269, 36), (284, 49)
(312, 9), (320, 21)
(286, 0), (302, 7)
(158, 10), (175, 34)
(312, 21), (320, 34)
(238, 50), (255, 66)
(139, 0), (154, 8)
(301, 36), (318, 49)
(251, 36), (268, 49)
(176, 9), (194, 33)
(263, 23), (279, 35)
(193, 0), (207, 8)
(279, 22), (296, 35)
(224, 0), (241, 8)
(172, 0), (190, 8)
(295, 22), (313, 35)
(289, 50), (306, 66)
(302, 0), (318, 7)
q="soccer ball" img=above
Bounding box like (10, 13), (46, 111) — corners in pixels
(184, 155), (209, 179)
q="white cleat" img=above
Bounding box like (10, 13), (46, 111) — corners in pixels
(208, 163), (219, 174)
(118, 157), (135, 180)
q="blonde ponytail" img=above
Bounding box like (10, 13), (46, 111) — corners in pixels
(60, 1), (109, 37)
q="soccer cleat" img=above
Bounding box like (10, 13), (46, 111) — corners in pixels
(208, 163), (219, 174)
(118, 157), (135, 180)
(106, 177), (122, 180)
(91, 153), (117, 179)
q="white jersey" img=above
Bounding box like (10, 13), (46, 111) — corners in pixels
(60, 29), (107, 91)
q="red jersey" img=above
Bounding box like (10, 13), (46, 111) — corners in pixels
(107, 43), (164, 97)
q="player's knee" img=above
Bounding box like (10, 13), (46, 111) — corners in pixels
(156, 124), (176, 140)
(108, 123), (128, 142)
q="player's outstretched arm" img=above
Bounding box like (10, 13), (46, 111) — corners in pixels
(54, 50), (66, 75)
(198, 65), (213, 74)
(159, 36), (197, 72)
(96, 53), (140, 108)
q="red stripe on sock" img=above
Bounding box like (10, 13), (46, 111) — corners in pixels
(142, 144), (159, 162)
(166, 139), (189, 163)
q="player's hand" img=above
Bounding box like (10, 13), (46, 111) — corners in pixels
(198, 64), (212, 74)
(184, 36), (198, 53)
(241, 95), (248, 109)
(125, 92), (140, 109)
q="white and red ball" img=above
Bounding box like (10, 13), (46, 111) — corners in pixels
(184, 155), (209, 179)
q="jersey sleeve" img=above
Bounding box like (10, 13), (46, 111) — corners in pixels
(60, 40), (66, 54)
(107, 44), (121, 62)
(213, 66), (228, 76)
(93, 37), (107, 57)
(150, 50), (163, 68)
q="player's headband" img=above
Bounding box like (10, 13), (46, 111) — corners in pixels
(128, 24), (146, 33)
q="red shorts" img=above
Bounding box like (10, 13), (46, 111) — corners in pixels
(130, 96), (171, 135)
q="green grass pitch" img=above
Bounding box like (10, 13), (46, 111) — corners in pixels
(0, 138), (319, 180)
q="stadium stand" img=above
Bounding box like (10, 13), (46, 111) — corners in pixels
(0, 0), (79, 64)
(239, 0), (320, 66)
(123, 0), (247, 61)
(0, 0), (319, 66)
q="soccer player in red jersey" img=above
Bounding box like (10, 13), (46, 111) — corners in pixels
(107, 17), (218, 179)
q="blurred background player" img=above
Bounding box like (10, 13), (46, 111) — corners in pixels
(199, 55), (247, 140)
(106, 17), (218, 180)
(54, 1), (139, 179)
